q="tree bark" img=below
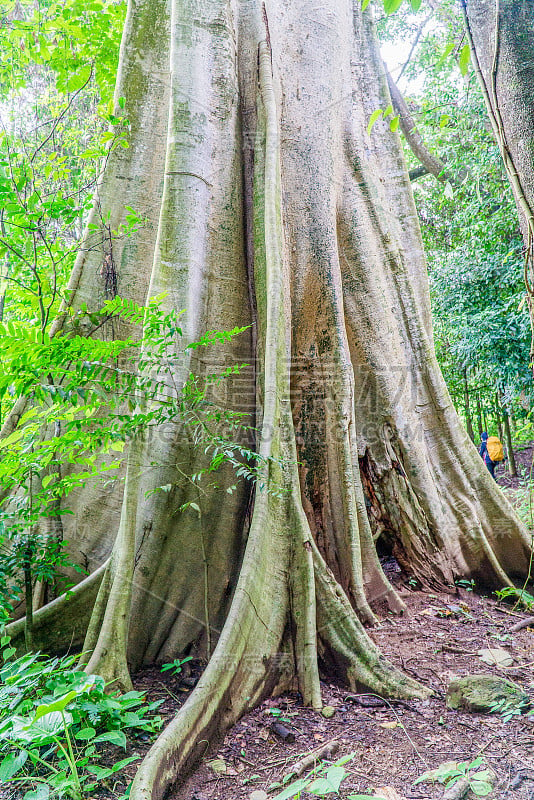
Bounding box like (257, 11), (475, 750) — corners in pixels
(4, 1), (532, 798)
(463, 368), (475, 442)
(461, 0), (534, 369)
(494, 393), (504, 443)
(475, 391), (483, 438)
(501, 399), (517, 477)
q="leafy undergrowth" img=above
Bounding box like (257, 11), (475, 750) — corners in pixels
(0, 633), (163, 800)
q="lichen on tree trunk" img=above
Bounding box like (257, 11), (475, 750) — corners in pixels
(4, 0), (532, 798)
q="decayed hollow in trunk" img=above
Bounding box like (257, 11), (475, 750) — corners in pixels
(5, 1), (532, 799)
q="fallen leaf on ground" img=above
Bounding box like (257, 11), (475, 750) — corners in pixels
(371, 787), (408, 799)
(379, 721), (399, 729)
(478, 647), (514, 667)
(208, 757), (227, 774)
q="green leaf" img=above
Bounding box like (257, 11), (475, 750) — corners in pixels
(271, 778), (309, 800)
(410, 0), (422, 8)
(390, 115), (400, 132)
(23, 786), (49, 800)
(459, 43), (471, 76)
(66, 64), (92, 92)
(75, 726), (96, 741)
(0, 428), (26, 450)
(308, 765), (347, 795)
(362, 0), (372, 8)
(33, 690), (77, 721)
(384, 0), (404, 14)
(307, 778), (332, 795)
(470, 780), (493, 796)
(93, 729), (127, 748)
(0, 750), (28, 781)
(347, 796), (376, 799)
(367, 108), (384, 135)
(109, 440), (125, 452)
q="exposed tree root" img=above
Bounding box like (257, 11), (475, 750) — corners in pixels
(5, 561), (106, 653)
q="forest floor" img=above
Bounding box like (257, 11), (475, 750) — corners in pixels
(4, 446), (534, 800)
(122, 572), (534, 800)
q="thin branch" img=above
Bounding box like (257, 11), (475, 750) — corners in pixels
(385, 66), (461, 185)
(396, 14), (433, 83)
(31, 68), (94, 163)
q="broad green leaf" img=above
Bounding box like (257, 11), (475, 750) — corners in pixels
(307, 778), (332, 795)
(75, 726), (96, 740)
(437, 40), (455, 67)
(471, 780), (493, 796)
(0, 750), (28, 781)
(367, 109), (384, 135)
(459, 43), (471, 76)
(93, 729), (127, 748)
(33, 690), (77, 721)
(384, 0), (404, 14)
(390, 115), (400, 132)
(0, 428), (26, 450)
(271, 778), (309, 800)
(410, 0), (422, 8)
(23, 786), (49, 800)
(308, 765), (347, 795)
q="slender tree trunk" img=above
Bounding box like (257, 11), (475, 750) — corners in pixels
(495, 393), (504, 443)
(463, 368), (475, 442)
(462, 0), (534, 371)
(483, 404), (489, 433)
(475, 392), (483, 438)
(4, 1), (531, 798)
(501, 399), (517, 477)
(23, 547), (34, 653)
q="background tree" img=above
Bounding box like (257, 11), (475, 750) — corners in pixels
(460, 0), (534, 371)
(1, 2), (531, 799)
(377, 0), (532, 456)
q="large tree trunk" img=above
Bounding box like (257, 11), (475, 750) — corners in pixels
(5, 1), (531, 798)
(462, 0), (534, 365)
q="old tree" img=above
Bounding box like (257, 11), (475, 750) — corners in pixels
(4, 0), (532, 798)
